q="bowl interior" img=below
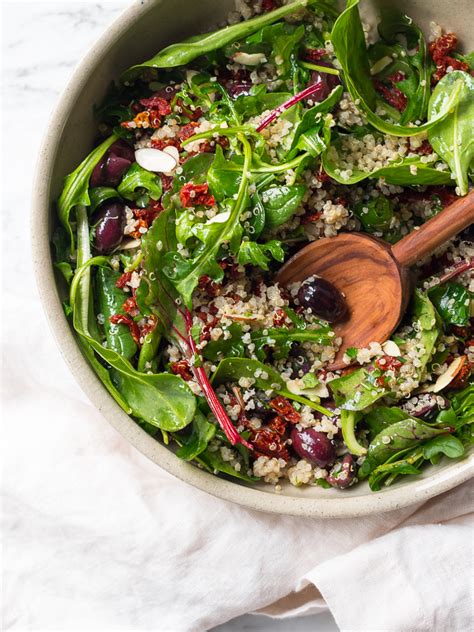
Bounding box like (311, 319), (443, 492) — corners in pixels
(33, 0), (473, 517)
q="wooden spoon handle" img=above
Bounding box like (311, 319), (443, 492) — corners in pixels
(392, 190), (474, 268)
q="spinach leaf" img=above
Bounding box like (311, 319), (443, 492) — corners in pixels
(95, 267), (137, 360)
(70, 211), (196, 432)
(237, 240), (285, 271)
(58, 134), (117, 250)
(251, 324), (333, 362)
(367, 448), (424, 491)
(117, 163), (163, 201)
(176, 410), (217, 461)
(423, 434), (465, 462)
(428, 70), (474, 196)
(323, 145), (452, 186)
(331, 0), (463, 136)
(207, 146), (244, 201)
(353, 197), (393, 231)
(123, 1), (324, 75)
(261, 184), (306, 230)
(429, 282), (471, 327)
(246, 22), (305, 78)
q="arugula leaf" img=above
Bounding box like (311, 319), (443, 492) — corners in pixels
(163, 136), (253, 307)
(331, 0), (463, 136)
(176, 410), (216, 461)
(450, 384), (474, 425)
(58, 134), (117, 250)
(290, 85), (343, 150)
(423, 434), (465, 462)
(428, 70), (474, 196)
(117, 162), (163, 201)
(245, 22), (305, 78)
(237, 239), (285, 270)
(251, 324), (333, 362)
(203, 323), (246, 362)
(89, 187), (120, 213)
(429, 282), (471, 327)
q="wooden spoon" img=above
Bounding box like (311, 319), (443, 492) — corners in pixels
(277, 191), (474, 370)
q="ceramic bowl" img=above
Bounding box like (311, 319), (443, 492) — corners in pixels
(32, 0), (473, 517)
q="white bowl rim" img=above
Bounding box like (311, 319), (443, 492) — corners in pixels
(31, 0), (473, 518)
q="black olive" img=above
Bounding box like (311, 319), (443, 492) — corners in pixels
(92, 199), (126, 254)
(297, 277), (349, 323)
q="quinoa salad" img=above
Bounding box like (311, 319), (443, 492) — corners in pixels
(53, 0), (473, 492)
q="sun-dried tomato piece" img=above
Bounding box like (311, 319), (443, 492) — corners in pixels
(301, 211), (322, 225)
(170, 360), (193, 381)
(177, 122), (200, 141)
(316, 168), (331, 184)
(261, 0), (277, 11)
(198, 275), (222, 297)
(109, 313), (141, 345)
(273, 309), (288, 328)
(141, 315), (158, 338)
(160, 174), (174, 191)
(179, 182), (216, 208)
(176, 99), (203, 121)
(429, 33), (469, 82)
(115, 271), (132, 289)
(449, 360), (472, 390)
(139, 95), (172, 115)
(219, 259), (240, 280)
(303, 48), (327, 62)
(121, 110), (161, 129)
(269, 396), (301, 424)
(417, 139), (433, 155)
(129, 218), (148, 240)
(375, 356), (403, 372)
(252, 427), (289, 460)
(373, 73), (407, 112)
(133, 205), (162, 225)
(122, 296), (139, 317)
(151, 138), (181, 152)
(267, 414), (287, 436)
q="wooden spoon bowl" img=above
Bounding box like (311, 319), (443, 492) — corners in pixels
(277, 191), (474, 370)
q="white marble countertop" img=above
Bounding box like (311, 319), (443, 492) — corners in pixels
(2, 1), (337, 630)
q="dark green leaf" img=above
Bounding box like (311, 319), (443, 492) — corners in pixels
(176, 411), (216, 460)
(423, 434), (465, 461)
(429, 282), (471, 327)
(428, 70), (474, 195)
(117, 163), (163, 201)
(261, 184), (306, 230)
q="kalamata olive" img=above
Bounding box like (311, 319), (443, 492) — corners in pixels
(327, 454), (356, 489)
(90, 140), (134, 188)
(297, 277), (349, 323)
(92, 199), (126, 254)
(290, 428), (336, 467)
(401, 393), (449, 420)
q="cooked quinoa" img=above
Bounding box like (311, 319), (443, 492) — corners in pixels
(54, 0), (473, 493)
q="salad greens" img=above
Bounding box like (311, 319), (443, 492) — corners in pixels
(53, 0), (473, 491)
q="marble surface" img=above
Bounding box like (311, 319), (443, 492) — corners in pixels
(1, 2), (337, 630)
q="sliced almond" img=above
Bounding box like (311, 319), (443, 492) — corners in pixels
(163, 145), (180, 162)
(423, 356), (467, 393)
(286, 379), (329, 400)
(232, 52), (267, 66)
(115, 238), (141, 251)
(382, 340), (402, 357)
(207, 210), (230, 224)
(135, 147), (177, 173)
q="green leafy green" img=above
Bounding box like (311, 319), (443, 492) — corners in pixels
(429, 282), (471, 327)
(117, 162), (163, 201)
(364, 406), (408, 436)
(176, 411), (217, 461)
(123, 1), (330, 75)
(261, 184), (306, 230)
(331, 0), (463, 136)
(58, 134), (117, 250)
(237, 239), (285, 270)
(89, 187), (120, 213)
(95, 267), (137, 360)
(428, 70), (474, 196)
(423, 434), (465, 462)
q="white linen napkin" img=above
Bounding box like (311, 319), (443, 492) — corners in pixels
(3, 286), (473, 632)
